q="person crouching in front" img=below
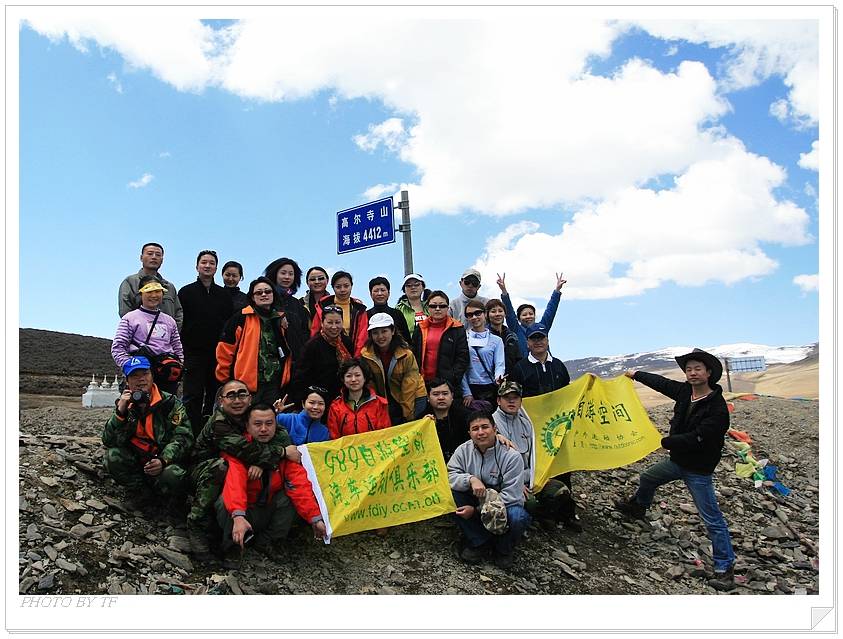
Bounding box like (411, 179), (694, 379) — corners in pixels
(102, 356), (193, 515)
(216, 404), (326, 559)
(447, 410), (531, 570)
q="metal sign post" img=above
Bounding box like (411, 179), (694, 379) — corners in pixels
(396, 190), (413, 275)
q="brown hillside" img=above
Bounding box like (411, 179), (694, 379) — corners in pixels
(19, 328), (119, 396)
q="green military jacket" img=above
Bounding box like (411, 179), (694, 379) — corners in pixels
(101, 390), (193, 466)
(190, 408), (291, 469)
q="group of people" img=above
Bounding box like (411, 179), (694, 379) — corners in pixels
(104, 241), (737, 589)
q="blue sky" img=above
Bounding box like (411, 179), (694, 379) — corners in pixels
(16, 10), (822, 360)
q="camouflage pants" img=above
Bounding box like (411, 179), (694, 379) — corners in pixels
(214, 490), (295, 552)
(103, 447), (187, 497)
(187, 458), (229, 533)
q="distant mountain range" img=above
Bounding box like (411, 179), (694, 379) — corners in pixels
(564, 342), (818, 379)
(18, 327), (818, 396)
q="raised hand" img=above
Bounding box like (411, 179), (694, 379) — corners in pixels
(555, 272), (567, 292)
(496, 272), (507, 294)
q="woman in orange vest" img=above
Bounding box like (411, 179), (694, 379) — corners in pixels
(216, 277), (293, 406)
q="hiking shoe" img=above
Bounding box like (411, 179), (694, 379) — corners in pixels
(614, 496), (646, 521)
(459, 544), (487, 565)
(494, 552), (515, 570)
(708, 566), (736, 592)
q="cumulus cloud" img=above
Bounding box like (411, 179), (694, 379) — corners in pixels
(474, 143), (811, 300)
(353, 118), (408, 154)
(127, 173), (154, 188)
(23, 11), (218, 91)
(22, 13), (818, 238)
(159, 151), (171, 158)
(633, 20), (818, 125)
(793, 273), (818, 293)
(798, 140), (819, 170)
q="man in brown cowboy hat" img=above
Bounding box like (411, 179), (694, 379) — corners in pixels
(615, 348), (737, 591)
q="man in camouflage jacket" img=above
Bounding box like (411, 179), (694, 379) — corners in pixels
(102, 356), (193, 501)
(187, 379), (292, 560)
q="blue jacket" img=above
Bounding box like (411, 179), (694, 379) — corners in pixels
(275, 409), (330, 445)
(502, 290), (561, 357)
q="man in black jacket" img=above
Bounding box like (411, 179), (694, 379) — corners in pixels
(178, 250), (233, 435)
(508, 323), (570, 396)
(616, 348), (737, 591)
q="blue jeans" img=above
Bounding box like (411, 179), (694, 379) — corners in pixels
(451, 490), (531, 556)
(634, 458), (736, 572)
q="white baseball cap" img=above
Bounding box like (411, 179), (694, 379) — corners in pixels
(367, 312), (395, 331)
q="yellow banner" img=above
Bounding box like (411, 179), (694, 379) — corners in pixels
(523, 374), (662, 490)
(299, 417), (455, 541)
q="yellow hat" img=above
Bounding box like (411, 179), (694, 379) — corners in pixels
(139, 281), (167, 294)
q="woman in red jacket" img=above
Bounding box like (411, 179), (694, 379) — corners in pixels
(326, 358), (391, 439)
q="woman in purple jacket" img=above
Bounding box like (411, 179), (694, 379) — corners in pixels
(111, 276), (183, 394)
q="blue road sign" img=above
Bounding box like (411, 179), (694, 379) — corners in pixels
(337, 197), (396, 255)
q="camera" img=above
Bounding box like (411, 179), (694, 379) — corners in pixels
(131, 390), (151, 405)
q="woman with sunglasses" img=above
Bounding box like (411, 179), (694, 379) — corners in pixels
(287, 305), (353, 405)
(360, 313), (427, 425)
(326, 358), (391, 439)
(300, 266), (329, 329)
(215, 277), (293, 406)
(411, 290), (469, 398)
(485, 298), (521, 375)
(309, 271), (368, 356)
(263, 257), (310, 364)
(460, 299), (505, 409)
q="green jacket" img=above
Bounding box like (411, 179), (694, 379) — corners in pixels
(190, 408), (291, 469)
(102, 389), (193, 466)
(395, 293), (430, 339)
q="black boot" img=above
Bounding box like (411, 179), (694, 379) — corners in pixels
(614, 495), (647, 520)
(708, 566), (736, 591)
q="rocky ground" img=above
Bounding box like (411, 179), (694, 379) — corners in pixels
(18, 395), (819, 596)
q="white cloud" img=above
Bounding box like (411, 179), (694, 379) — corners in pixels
(798, 140), (819, 171)
(127, 173), (154, 188)
(474, 143), (811, 300)
(793, 273), (818, 293)
(353, 118), (407, 154)
(106, 71), (123, 93)
(362, 183), (399, 201)
(159, 151), (171, 158)
(23, 13), (218, 92)
(22, 14), (817, 230)
(633, 20), (818, 125)
(769, 98), (790, 122)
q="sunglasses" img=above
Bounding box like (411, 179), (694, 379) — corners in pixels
(253, 288), (273, 296)
(465, 310), (485, 318)
(200, 250), (218, 257)
(428, 303), (449, 310)
(462, 279), (480, 286)
(323, 305), (343, 314)
(221, 390), (251, 400)
(307, 385), (328, 394)
(308, 275), (327, 281)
